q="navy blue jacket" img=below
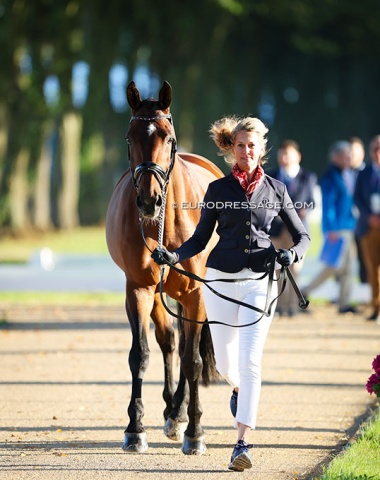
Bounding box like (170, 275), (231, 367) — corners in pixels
(175, 173), (311, 273)
(354, 164), (380, 237)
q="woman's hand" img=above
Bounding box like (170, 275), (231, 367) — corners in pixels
(276, 249), (294, 267)
(151, 247), (179, 265)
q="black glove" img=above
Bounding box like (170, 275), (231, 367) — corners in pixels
(276, 249), (294, 267)
(151, 247), (179, 265)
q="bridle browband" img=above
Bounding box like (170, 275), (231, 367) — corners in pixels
(127, 113), (177, 191)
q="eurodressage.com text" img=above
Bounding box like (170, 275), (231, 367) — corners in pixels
(171, 201), (314, 210)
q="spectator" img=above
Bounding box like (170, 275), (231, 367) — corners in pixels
(349, 136), (367, 284)
(302, 140), (357, 314)
(354, 134), (380, 321)
(269, 139), (317, 316)
(350, 136), (366, 174)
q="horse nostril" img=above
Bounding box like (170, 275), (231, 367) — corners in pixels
(156, 196), (162, 207)
(136, 196), (143, 209)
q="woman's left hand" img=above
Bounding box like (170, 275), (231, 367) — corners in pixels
(276, 249), (293, 267)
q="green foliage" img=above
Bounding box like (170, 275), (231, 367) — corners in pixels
(317, 409), (380, 479)
(1, 0), (380, 230)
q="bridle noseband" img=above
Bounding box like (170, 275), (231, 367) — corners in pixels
(127, 113), (177, 191)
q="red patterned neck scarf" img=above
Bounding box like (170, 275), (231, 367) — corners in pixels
(232, 164), (264, 196)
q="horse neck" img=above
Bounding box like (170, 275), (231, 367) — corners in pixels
(160, 159), (202, 246)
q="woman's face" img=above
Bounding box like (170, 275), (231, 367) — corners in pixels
(232, 130), (264, 178)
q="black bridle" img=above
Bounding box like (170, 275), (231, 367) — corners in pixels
(127, 113), (177, 191)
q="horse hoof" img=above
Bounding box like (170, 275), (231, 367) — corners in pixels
(164, 418), (187, 441)
(122, 432), (148, 453)
(181, 435), (206, 455)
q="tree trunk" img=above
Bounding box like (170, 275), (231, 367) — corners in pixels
(57, 112), (82, 229)
(33, 120), (55, 231)
(9, 147), (30, 230)
(0, 103), (9, 186)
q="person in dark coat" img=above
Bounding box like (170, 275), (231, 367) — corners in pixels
(268, 139), (317, 316)
(152, 116), (310, 472)
(349, 136), (367, 284)
(354, 134), (380, 321)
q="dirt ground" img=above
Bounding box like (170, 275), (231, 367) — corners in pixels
(1, 302), (379, 480)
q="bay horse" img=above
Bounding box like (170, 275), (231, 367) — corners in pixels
(106, 80), (224, 455)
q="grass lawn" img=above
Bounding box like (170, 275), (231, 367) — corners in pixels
(0, 225), (109, 263)
(316, 406), (380, 479)
(0, 222), (324, 263)
(0, 225), (120, 306)
(0, 291), (125, 306)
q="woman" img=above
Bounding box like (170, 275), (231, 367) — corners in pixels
(152, 116), (310, 471)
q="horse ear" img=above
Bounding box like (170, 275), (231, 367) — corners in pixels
(158, 81), (172, 110)
(127, 81), (142, 110)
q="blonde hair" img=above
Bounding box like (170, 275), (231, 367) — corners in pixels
(209, 116), (269, 165)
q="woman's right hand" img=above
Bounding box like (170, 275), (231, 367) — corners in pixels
(151, 247), (179, 265)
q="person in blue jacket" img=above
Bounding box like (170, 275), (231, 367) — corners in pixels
(302, 140), (357, 314)
(152, 115), (310, 472)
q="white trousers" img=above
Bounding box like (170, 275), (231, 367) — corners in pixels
(203, 268), (277, 429)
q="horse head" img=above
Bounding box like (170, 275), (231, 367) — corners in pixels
(126, 80), (177, 219)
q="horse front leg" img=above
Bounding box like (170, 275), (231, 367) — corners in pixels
(123, 284), (154, 453)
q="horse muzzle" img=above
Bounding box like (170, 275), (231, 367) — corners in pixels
(136, 194), (163, 219)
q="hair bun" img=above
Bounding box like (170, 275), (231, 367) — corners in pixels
(209, 116), (239, 154)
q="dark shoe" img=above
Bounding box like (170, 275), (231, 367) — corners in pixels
(338, 306), (358, 314)
(228, 440), (253, 471)
(367, 310), (380, 321)
(230, 389), (238, 417)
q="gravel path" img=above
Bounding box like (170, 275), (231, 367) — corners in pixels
(1, 303), (379, 479)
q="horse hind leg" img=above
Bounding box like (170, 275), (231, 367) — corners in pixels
(179, 298), (215, 455)
(179, 329), (207, 455)
(152, 295), (188, 441)
(164, 320), (189, 442)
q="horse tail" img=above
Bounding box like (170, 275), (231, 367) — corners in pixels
(199, 321), (221, 386)
(176, 304), (220, 387)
